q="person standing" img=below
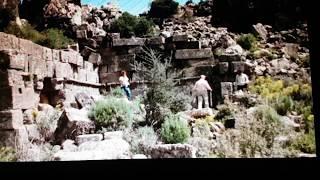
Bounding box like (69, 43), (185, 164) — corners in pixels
(235, 70), (250, 91)
(192, 75), (212, 109)
(119, 70), (132, 100)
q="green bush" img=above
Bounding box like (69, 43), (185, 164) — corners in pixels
(124, 126), (158, 154)
(160, 115), (190, 144)
(133, 48), (190, 129)
(291, 131), (316, 154)
(168, 91), (192, 114)
(237, 33), (257, 51)
(0, 147), (17, 162)
(110, 87), (125, 98)
(192, 120), (211, 138)
(4, 22), (45, 44)
(110, 12), (154, 38)
(215, 105), (233, 122)
(89, 97), (134, 130)
(41, 28), (74, 49)
(148, 0), (179, 19)
(273, 96), (294, 116)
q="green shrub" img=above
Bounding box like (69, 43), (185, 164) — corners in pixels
(124, 126), (158, 154)
(110, 12), (154, 38)
(192, 120), (211, 138)
(0, 147), (17, 162)
(215, 105), (233, 122)
(89, 97), (134, 130)
(4, 22), (45, 44)
(237, 33), (257, 50)
(168, 91), (192, 114)
(273, 96), (294, 116)
(110, 87), (125, 98)
(41, 28), (74, 49)
(133, 48), (190, 129)
(160, 115), (190, 144)
(291, 131), (316, 154)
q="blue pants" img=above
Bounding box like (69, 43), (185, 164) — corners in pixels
(121, 86), (132, 100)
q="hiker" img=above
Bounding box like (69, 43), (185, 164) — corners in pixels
(235, 70), (250, 91)
(192, 75), (212, 109)
(119, 70), (132, 100)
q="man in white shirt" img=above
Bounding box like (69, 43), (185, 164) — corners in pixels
(235, 70), (250, 91)
(192, 75), (212, 109)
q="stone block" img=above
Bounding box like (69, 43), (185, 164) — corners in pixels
(60, 50), (78, 65)
(29, 57), (47, 79)
(0, 32), (19, 50)
(112, 38), (146, 47)
(221, 82), (233, 96)
(0, 86), (39, 110)
(0, 128), (29, 149)
(103, 131), (124, 140)
(77, 54), (84, 67)
(46, 61), (54, 78)
(43, 47), (53, 61)
(0, 69), (26, 87)
(175, 48), (213, 60)
(52, 49), (60, 61)
(172, 34), (188, 42)
(86, 71), (99, 83)
(54, 108), (95, 144)
(147, 37), (165, 45)
(0, 50), (26, 70)
(75, 92), (94, 109)
(219, 53), (241, 62)
(0, 110), (23, 130)
(88, 52), (102, 65)
(84, 61), (94, 71)
(175, 41), (201, 49)
(54, 62), (73, 79)
(76, 30), (87, 39)
(75, 134), (103, 145)
(18, 38), (33, 54)
(77, 68), (87, 82)
(32, 43), (44, 60)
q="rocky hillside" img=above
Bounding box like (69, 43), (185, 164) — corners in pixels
(0, 0), (315, 161)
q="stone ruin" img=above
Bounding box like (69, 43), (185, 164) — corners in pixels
(0, 32), (102, 149)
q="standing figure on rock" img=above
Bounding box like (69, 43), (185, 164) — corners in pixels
(235, 70), (250, 91)
(192, 75), (212, 109)
(119, 70), (132, 100)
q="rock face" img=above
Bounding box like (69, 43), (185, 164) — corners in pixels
(146, 144), (196, 158)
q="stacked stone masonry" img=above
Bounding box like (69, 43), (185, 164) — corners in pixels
(0, 32), (102, 148)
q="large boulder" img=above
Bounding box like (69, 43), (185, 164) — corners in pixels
(53, 138), (130, 161)
(54, 108), (95, 144)
(75, 92), (94, 109)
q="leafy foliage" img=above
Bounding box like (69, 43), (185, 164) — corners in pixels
(290, 131), (316, 154)
(124, 126), (158, 154)
(237, 33), (257, 51)
(89, 97), (134, 130)
(0, 147), (17, 162)
(4, 21), (45, 44)
(110, 12), (154, 38)
(133, 48), (190, 129)
(160, 115), (191, 144)
(41, 28), (74, 49)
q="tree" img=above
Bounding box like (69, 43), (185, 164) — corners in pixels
(148, 0), (179, 27)
(110, 12), (154, 38)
